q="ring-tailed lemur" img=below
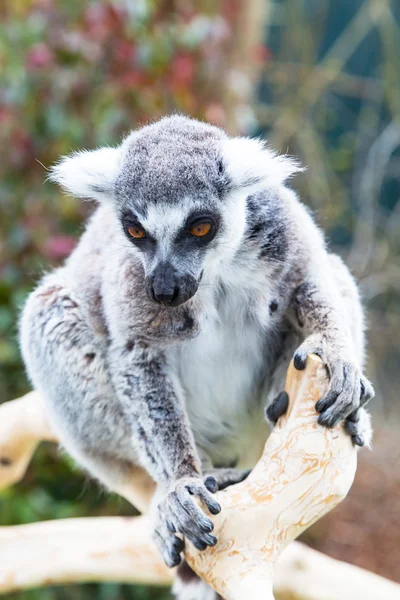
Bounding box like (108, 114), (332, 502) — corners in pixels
(20, 115), (374, 600)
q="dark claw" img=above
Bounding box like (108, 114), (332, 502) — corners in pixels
(173, 536), (184, 553)
(217, 468), (251, 491)
(192, 537), (207, 551)
(345, 421), (358, 436)
(207, 499), (221, 515)
(167, 551), (182, 568)
(353, 435), (364, 447)
(293, 353), (307, 370)
(266, 391), (289, 423)
(360, 379), (374, 406)
(315, 390), (339, 413)
(318, 412), (340, 428)
(204, 534), (217, 546)
(162, 535), (184, 568)
(204, 476), (218, 493)
(166, 520), (176, 533)
(197, 517), (214, 533)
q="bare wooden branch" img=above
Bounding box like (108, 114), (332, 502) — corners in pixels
(0, 516), (172, 592)
(0, 391), (56, 491)
(1, 356), (399, 598)
(1, 516), (399, 598)
(274, 541), (400, 600)
(184, 356), (357, 599)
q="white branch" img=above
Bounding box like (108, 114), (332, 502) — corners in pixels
(184, 356), (357, 598)
(0, 357), (399, 599)
(0, 391), (56, 491)
(0, 518), (398, 599)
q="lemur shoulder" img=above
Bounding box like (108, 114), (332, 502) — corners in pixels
(20, 116), (374, 596)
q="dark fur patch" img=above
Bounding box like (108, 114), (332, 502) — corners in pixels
(247, 221), (264, 240)
(175, 562), (225, 599)
(259, 226), (288, 262)
(180, 312), (195, 332)
(269, 300), (278, 313)
(176, 561), (199, 584)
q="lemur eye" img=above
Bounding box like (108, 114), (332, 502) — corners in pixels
(128, 225), (146, 239)
(189, 222), (212, 237)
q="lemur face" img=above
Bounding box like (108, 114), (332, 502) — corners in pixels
(50, 115), (301, 308)
(114, 117), (245, 308)
(120, 201), (222, 307)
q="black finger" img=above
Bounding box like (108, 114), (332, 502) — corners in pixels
(315, 389), (340, 413)
(154, 530), (182, 568)
(204, 476), (218, 493)
(345, 420), (359, 437)
(172, 535), (185, 554)
(189, 484), (221, 515)
(170, 498), (217, 547)
(360, 379), (374, 406)
(353, 435), (364, 447)
(215, 468), (251, 491)
(169, 492), (215, 534)
(293, 353), (307, 370)
(318, 410), (341, 428)
(191, 537), (208, 551)
(266, 391), (289, 423)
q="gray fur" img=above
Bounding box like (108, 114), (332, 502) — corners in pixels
(20, 116), (374, 596)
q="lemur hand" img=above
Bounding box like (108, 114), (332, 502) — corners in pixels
(267, 333), (374, 447)
(151, 475), (221, 568)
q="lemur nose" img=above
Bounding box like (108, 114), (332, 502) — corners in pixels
(148, 263), (181, 306)
(153, 285), (179, 305)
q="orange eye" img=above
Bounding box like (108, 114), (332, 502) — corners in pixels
(189, 222), (211, 237)
(128, 225), (146, 239)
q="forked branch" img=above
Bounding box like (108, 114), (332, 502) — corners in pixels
(0, 357), (399, 599)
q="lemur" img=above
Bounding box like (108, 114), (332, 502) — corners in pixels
(20, 115), (374, 600)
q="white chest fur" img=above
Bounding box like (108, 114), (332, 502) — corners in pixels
(171, 265), (277, 468)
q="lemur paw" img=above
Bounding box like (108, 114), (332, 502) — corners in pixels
(266, 392), (373, 448)
(205, 467), (251, 491)
(151, 476), (221, 568)
(345, 407), (373, 447)
(293, 336), (374, 429)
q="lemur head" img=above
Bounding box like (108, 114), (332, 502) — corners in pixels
(51, 115), (300, 307)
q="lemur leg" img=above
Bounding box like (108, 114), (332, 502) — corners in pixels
(20, 278), (154, 513)
(173, 562), (223, 600)
(21, 279), (221, 569)
(197, 449), (250, 491)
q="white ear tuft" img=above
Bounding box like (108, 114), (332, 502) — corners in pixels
(221, 137), (303, 193)
(48, 146), (122, 202)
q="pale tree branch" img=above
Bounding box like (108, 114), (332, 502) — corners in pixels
(0, 391), (56, 491)
(0, 357), (399, 598)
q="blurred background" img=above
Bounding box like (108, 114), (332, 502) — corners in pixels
(0, 0), (399, 598)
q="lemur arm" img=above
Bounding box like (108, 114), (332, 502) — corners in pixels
(108, 341), (221, 567)
(288, 250), (374, 437)
(270, 193), (375, 440)
(109, 342), (200, 482)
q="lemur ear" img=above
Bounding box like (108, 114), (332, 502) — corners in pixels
(49, 147), (122, 202)
(221, 137), (303, 193)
